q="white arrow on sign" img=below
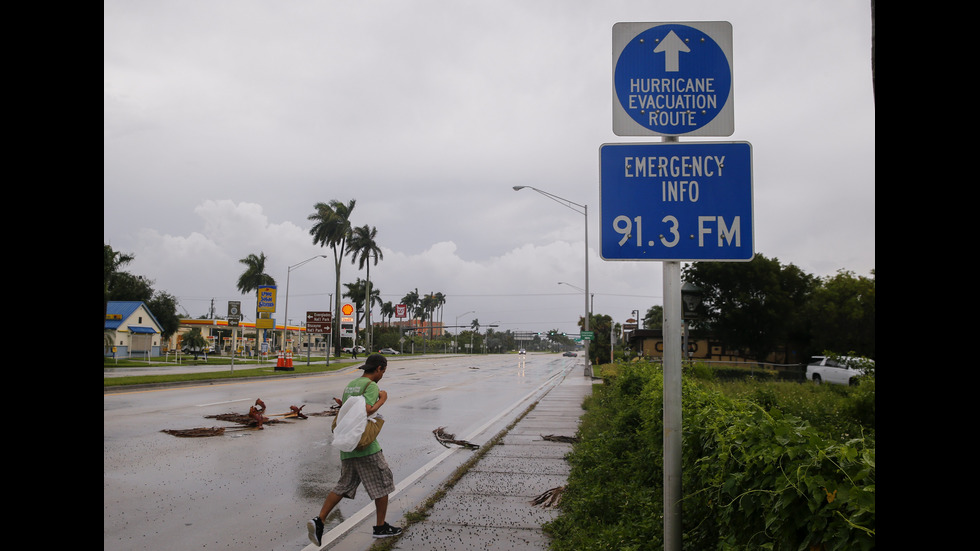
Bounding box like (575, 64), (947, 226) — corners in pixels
(653, 30), (689, 72)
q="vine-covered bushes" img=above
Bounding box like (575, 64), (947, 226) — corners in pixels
(710, 375), (876, 442)
(547, 362), (875, 550)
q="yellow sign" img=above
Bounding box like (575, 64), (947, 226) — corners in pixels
(342, 303), (354, 316)
(256, 311), (275, 329)
(257, 286), (277, 313)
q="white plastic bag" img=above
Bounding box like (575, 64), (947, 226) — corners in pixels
(332, 395), (367, 452)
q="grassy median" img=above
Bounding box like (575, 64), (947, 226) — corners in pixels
(103, 356), (360, 387)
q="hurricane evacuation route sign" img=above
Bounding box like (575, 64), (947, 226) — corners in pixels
(599, 141), (753, 261)
(613, 22), (733, 137)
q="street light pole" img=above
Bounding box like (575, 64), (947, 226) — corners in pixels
(282, 255), (328, 358)
(455, 310), (475, 353)
(514, 186), (590, 373)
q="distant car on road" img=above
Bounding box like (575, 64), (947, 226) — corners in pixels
(342, 346), (366, 354)
(378, 348), (399, 355)
(518, 349), (526, 355)
(562, 351), (577, 357)
(805, 355), (871, 385)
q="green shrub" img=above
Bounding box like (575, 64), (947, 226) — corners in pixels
(686, 361), (716, 381)
(683, 394), (875, 550)
(548, 361), (875, 550)
(709, 377), (875, 442)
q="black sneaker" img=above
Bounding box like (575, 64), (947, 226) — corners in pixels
(307, 517), (324, 546)
(372, 522), (402, 538)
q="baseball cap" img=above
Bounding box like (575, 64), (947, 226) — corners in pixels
(359, 353), (388, 370)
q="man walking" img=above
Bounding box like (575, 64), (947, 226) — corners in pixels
(307, 354), (402, 546)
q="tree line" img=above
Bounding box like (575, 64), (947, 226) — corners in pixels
(683, 254), (874, 363)
(110, 212), (872, 364)
(580, 254), (874, 366)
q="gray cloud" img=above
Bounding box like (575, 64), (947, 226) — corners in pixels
(105, 0), (875, 334)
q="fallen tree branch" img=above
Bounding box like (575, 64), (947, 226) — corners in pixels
(433, 427), (480, 450)
(530, 486), (565, 507)
(164, 399), (309, 437)
(161, 427), (226, 437)
(541, 434), (579, 443)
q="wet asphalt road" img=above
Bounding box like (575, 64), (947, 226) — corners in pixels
(104, 353), (575, 551)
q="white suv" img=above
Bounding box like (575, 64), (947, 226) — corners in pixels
(805, 355), (871, 386)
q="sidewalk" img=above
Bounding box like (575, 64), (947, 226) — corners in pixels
(390, 365), (594, 550)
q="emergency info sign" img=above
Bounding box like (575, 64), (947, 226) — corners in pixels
(613, 22), (734, 137)
(599, 142), (753, 261)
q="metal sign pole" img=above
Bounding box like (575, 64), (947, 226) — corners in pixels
(663, 259), (683, 550)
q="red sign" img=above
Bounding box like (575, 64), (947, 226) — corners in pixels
(395, 304), (407, 318)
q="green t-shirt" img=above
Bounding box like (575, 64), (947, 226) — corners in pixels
(339, 376), (381, 459)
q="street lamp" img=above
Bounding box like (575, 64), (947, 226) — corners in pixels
(282, 255), (328, 356)
(455, 310), (474, 353)
(681, 283), (702, 362)
(558, 281), (594, 314)
(514, 185), (591, 371)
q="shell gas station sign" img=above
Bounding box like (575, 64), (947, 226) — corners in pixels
(341, 303), (355, 337)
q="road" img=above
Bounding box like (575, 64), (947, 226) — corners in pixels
(104, 353), (578, 551)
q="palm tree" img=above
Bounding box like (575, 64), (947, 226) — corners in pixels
(237, 252), (277, 295)
(104, 245), (134, 287)
(421, 293), (439, 339)
(181, 327), (209, 360)
(104, 244), (136, 327)
(433, 292), (447, 326)
(237, 252), (277, 348)
(401, 288), (420, 326)
(348, 224), (382, 349)
(380, 301), (394, 327)
(309, 199), (356, 354)
(414, 304), (428, 330)
(468, 318), (482, 354)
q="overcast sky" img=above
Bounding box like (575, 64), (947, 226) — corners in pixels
(104, 1), (875, 337)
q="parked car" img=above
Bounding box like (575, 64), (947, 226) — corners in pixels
(562, 351), (577, 357)
(805, 355), (872, 386)
(378, 347), (399, 355)
(342, 346), (366, 354)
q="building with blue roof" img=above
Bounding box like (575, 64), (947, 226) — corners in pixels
(104, 301), (164, 357)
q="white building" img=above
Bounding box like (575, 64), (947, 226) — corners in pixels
(104, 301), (164, 357)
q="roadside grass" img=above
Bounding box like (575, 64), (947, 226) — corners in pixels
(103, 351), (472, 388)
(104, 354), (336, 368)
(103, 358), (361, 387)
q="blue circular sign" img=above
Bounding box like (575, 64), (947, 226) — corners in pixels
(614, 24), (732, 135)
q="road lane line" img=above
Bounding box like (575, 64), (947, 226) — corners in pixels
(196, 398), (252, 407)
